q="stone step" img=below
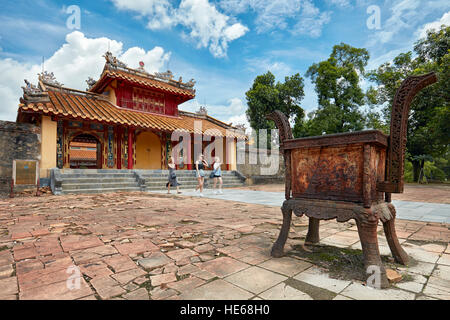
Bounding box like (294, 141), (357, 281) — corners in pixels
(61, 187), (141, 194)
(146, 183), (244, 190)
(61, 173), (136, 179)
(62, 182), (139, 190)
(61, 178), (137, 184)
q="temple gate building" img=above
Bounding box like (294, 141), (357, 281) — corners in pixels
(16, 52), (246, 183)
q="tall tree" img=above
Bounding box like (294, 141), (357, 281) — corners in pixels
(299, 43), (370, 136)
(367, 25), (450, 182)
(245, 71), (305, 135)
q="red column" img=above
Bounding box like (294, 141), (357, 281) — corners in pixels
(187, 134), (193, 170)
(116, 127), (122, 169)
(128, 128), (134, 169)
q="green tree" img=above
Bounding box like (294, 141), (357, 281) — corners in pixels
(299, 43), (370, 136)
(367, 25), (450, 182)
(245, 71), (305, 143)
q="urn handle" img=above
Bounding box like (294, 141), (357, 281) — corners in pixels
(377, 72), (437, 194)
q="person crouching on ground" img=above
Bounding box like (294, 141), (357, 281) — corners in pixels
(212, 156), (223, 194)
(167, 158), (181, 194)
(195, 154), (208, 197)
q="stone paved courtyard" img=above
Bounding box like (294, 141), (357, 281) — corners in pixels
(0, 191), (449, 300)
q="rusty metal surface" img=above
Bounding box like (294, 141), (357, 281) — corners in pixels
(267, 111), (293, 200)
(283, 130), (388, 150)
(378, 72), (437, 194)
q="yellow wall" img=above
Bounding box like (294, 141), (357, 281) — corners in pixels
(135, 131), (161, 169)
(104, 85), (117, 105)
(228, 138), (237, 171)
(40, 116), (57, 178)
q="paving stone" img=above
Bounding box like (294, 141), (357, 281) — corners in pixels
(225, 266), (287, 294)
(179, 279), (253, 300)
(150, 273), (177, 286)
(0, 264), (14, 279)
(133, 276), (149, 285)
(60, 236), (103, 252)
(332, 295), (353, 300)
(123, 288), (150, 300)
(398, 261), (435, 276)
(13, 247), (38, 261)
(340, 283), (415, 300)
(174, 241), (196, 249)
(395, 280), (425, 293)
(19, 278), (93, 300)
(177, 264), (201, 276)
(80, 262), (113, 279)
(0, 251), (14, 267)
(103, 255), (137, 273)
(90, 276), (126, 300)
(198, 257), (249, 278)
(259, 283), (313, 300)
(293, 267), (351, 294)
(422, 275), (450, 300)
(436, 253), (450, 266)
(403, 245), (441, 264)
(15, 259), (43, 275)
(150, 287), (178, 300)
(194, 244), (215, 254)
(138, 252), (172, 270)
(258, 257), (312, 277)
(420, 243), (447, 254)
(112, 268), (146, 285)
(167, 276), (206, 293)
(166, 248), (198, 261)
(114, 240), (159, 256)
(0, 277), (18, 296)
(18, 265), (76, 291)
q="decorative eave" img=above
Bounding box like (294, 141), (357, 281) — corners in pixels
(88, 52), (196, 100)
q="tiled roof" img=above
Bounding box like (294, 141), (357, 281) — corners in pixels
(18, 88), (246, 139)
(93, 69), (195, 99)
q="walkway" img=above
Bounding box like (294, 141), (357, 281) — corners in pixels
(157, 189), (450, 224)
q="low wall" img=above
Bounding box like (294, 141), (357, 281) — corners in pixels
(0, 121), (41, 195)
(236, 146), (285, 185)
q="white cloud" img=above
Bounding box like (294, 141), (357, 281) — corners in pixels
(0, 31), (170, 121)
(180, 97), (249, 129)
(367, 0), (450, 47)
(219, 0), (331, 37)
(416, 11), (450, 39)
(111, 0), (248, 58)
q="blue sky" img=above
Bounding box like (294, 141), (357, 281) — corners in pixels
(0, 0), (449, 127)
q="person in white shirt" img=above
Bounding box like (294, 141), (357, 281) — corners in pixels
(212, 156), (223, 194)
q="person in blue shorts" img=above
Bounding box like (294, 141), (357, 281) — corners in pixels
(195, 154), (208, 197)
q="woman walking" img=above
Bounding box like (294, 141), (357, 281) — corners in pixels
(195, 154), (208, 197)
(212, 156), (223, 194)
(167, 158), (181, 194)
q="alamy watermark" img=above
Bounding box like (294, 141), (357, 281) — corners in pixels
(66, 5), (81, 30)
(366, 5), (381, 30)
(66, 265), (81, 290)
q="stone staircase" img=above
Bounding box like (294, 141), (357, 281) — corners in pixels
(50, 169), (246, 195)
(138, 170), (246, 191)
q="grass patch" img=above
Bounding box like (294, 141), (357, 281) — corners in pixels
(289, 244), (369, 282)
(0, 245), (8, 251)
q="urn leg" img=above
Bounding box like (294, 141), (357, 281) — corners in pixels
(383, 204), (409, 265)
(305, 218), (320, 244)
(355, 218), (389, 289)
(271, 204), (293, 258)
